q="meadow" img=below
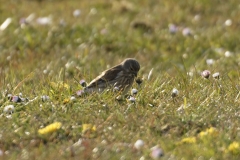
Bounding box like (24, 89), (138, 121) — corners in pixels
(1, 0), (240, 159)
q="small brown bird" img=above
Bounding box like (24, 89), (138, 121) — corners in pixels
(84, 58), (140, 94)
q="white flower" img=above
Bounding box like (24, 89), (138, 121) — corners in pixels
(193, 14), (201, 21)
(212, 72), (220, 79)
(41, 95), (50, 102)
(168, 24), (178, 34)
(171, 88), (179, 97)
(182, 28), (192, 36)
(36, 17), (52, 25)
(11, 96), (21, 102)
(206, 59), (214, 65)
(187, 72), (193, 77)
(65, 61), (75, 69)
(134, 139), (144, 150)
(76, 90), (85, 96)
(113, 86), (120, 92)
(90, 8), (97, 15)
(201, 70), (211, 79)
(150, 145), (164, 159)
(225, 51), (232, 57)
(128, 96), (136, 103)
(43, 69), (48, 74)
(70, 96), (76, 101)
(214, 48), (224, 54)
(225, 19), (232, 26)
(6, 115), (12, 119)
(19, 93), (23, 97)
(73, 9), (81, 17)
(131, 88), (138, 95)
(7, 94), (12, 99)
(80, 79), (87, 87)
(4, 105), (15, 114)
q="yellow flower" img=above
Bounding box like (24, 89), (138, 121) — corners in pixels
(179, 137), (196, 144)
(63, 98), (70, 104)
(38, 122), (62, 135)
(199, 131), (208, 137)
(50, 82), (70, 90)
(82, 124), (97, 138)
(198, 127), (218, 138)
(206, 127), (218, 135)
(228, 142), (240, 155)
(82, 124), (96, 133)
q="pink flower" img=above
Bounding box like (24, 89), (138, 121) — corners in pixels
(201, 70), (211, 79)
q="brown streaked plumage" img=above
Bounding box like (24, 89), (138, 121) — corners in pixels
(84, 58), (140, 94)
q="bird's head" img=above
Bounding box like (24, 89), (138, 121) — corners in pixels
(122, 58), (140, 77)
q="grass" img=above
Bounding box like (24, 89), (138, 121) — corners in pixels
(1, 0), (240, 159)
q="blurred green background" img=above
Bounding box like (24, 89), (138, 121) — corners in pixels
(1, 0), (240, 159)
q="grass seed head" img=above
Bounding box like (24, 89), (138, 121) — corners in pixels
(147, 68), (154, 80)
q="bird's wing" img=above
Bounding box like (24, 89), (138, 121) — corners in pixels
(87, 65), (123, 88)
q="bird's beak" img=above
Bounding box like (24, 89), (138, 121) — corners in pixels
(134, 72), (137, 77)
